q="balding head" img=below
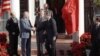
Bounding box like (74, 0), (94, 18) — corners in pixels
(23, 11), (29, 18)
(44, 3), (49, 10)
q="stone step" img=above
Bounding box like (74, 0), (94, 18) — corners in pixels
(18, 49), (37, 55)
(18, 37), (73, 56)
(57, 33), (72, 39)
(31, 33), (72, 39)
(18, 34), (73, 56)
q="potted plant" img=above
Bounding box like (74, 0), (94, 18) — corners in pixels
(70, 41), (86, 56)
(80, 32), (91, 56)
(70, 32), (91, 56)
(0, 32), (9, 56)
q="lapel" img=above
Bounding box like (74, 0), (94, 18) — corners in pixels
(24, 18), (30, 26)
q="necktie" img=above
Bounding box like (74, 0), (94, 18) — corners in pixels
(28, 20), (32, 27)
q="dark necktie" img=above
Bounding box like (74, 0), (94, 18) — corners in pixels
(28, 20), (32, 27)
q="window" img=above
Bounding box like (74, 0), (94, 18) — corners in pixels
(0, 12), (9, 31)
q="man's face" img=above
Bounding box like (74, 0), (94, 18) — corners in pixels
(24, 12), (29, 18)
(44, 4), (48, 10)
(96, 20), (100, 25)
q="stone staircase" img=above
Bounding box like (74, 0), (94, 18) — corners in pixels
(18, 34), (73, 56)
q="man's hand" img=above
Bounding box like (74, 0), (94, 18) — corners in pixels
(43, 31), (47, 34)
(53, 36), (56, 41)
(32, 27), (36, 31)
(47, 16), (51, 20)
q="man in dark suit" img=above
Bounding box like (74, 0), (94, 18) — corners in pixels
(90, 17), (100, 56)
(20, 11), (34, 56)
(6, 12), (20, 56)
(34, 9), (47, 56)
(44, 11), (57, 56)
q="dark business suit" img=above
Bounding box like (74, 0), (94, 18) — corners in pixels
(6, 17), (19, 56)
(34, 16), (47, 56)
(45, 18), (57, 56)
(90, 23), (100, 56)
(44, 9), (53, 17)
(20, 18), (32, 56)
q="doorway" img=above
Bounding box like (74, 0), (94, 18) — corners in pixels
(46, 0), (65, 33)
(20, 0), (28, 18)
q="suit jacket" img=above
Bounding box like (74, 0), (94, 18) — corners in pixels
(34, 16), (47, 32)
(20, 18), (32, 38)
(34, 16), (47, 42)
(91, 23), (100, 40)
(45, 18), (57, 39)
(6, 17), (19, 36)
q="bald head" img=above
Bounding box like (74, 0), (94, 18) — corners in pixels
(44, 3), (49, 10)
(23, 11), (29, 18)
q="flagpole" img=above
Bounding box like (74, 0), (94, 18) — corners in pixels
(28, 0), (35, 27)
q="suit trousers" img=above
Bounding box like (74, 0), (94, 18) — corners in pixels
(44, 35), (56, 56)
(89, 38), (100, 56)
(21, 37), (31, 56)
(36, 32), (45, 56)
(8, 34), (18, 56)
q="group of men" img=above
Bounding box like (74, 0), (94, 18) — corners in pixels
(6, 4), (57, 56)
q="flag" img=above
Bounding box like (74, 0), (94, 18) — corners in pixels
(0, 6), (2, 16)
(2, 0), (10, 13)
(62, 0), (79, 34)
(0, 0), (2, 16)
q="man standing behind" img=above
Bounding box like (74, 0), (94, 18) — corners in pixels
(45, 11), (57, 56)
(6, 12), (20, 56)
(34, 9), (47, 56)
(90, 18), (100, 56)
(44, 3), (57, 56)
(20, 11), (34, 56)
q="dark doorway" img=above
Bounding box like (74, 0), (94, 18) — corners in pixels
(46, 0), (65, 33)
(84, 0), (94, 32)
(20, 0), (29, 18)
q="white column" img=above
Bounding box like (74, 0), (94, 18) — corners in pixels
(10, 0), (20, 47)
(40, 0), (46, 9)
(28, 0), (35, 26)
(29, 0), (36, 35)
(79, 0), (84, 42)
(10, 0), (20, 20)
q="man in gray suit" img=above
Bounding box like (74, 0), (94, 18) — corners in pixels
(20, 11), (34, 56)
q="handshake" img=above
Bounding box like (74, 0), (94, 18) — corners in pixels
(31, 27), (36, 31)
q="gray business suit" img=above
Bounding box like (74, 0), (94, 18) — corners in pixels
(20, 18), (32, 56)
